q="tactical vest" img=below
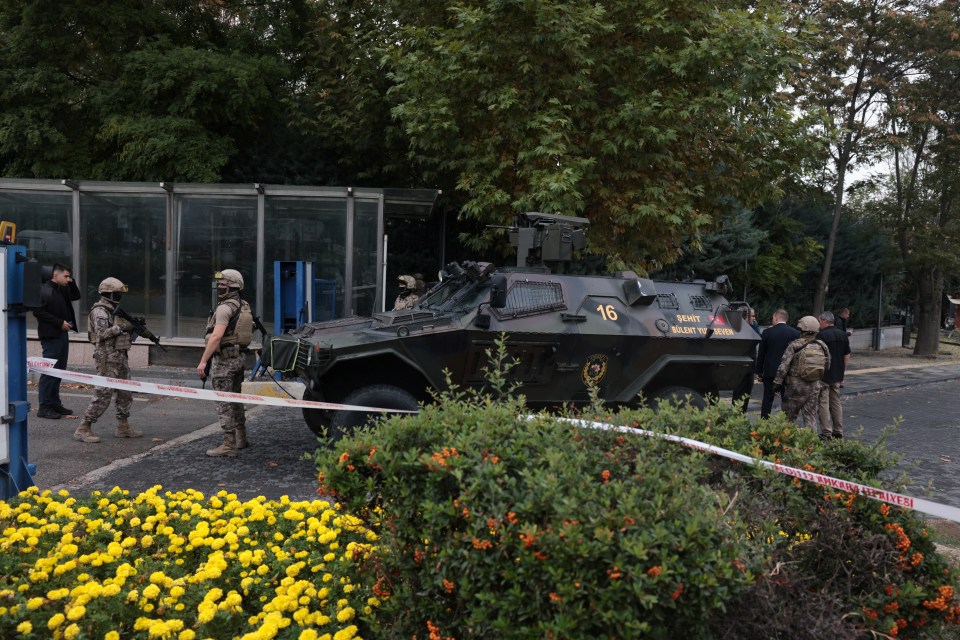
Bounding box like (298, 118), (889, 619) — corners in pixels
(206, 298), (253, 350)
(88, 301), (131, 351)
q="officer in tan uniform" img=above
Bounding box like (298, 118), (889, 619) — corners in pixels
(197, 269), (249, 457)
(393, 275), (417, 311)
(773, 315), (831, 431)
(76, 277), (142, 443)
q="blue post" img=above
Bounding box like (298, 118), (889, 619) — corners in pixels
(1, 244), (36, 499)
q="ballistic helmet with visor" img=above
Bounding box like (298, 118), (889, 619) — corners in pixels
(215, 269), (244, 291)
(797, 315), (819, 333)
(98, 277), (128, 295)
(398, 275), (415, 289)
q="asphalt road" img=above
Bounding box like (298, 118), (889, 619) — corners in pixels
(17, 358), (960, 509)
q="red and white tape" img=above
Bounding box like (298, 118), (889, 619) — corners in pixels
(26, 358), (416, 414)
(556, 417), (960, 524)
(25, 358), (957, 522)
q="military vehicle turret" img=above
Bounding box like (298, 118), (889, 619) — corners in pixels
(266, 212), (759, 437)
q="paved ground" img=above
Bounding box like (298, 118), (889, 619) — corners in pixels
(17, 347), (960, 510)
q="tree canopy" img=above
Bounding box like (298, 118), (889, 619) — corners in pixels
(386, 0), (811, 270)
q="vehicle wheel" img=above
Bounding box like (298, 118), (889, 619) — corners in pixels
(329, 385), (419, 442)
(650, 386), (707, 410)
(302, 387), (333, 437)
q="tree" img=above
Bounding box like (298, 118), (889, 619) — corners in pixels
(387, 0), (812, 272)
(0, 0), (321, 183)
(858, 0), (960, 355)
(789, 0), (922, 314)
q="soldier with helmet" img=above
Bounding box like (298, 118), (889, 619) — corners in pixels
(393, 275), (418, 311)
(773, 315), (831, 432)
(197, 269), (250, 457)
(75, 277), (142, 443)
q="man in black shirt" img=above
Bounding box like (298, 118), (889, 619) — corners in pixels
(817, 311), (851, 440)
(33, 264), (80, 419)
(755, 309), (801, 419)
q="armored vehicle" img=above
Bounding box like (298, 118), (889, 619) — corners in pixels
(266, 212), (759, 437)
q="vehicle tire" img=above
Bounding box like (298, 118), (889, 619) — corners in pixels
(329, 385), (419, 442)
(650, 386), (707, 410)
(302, 387), (333, 437)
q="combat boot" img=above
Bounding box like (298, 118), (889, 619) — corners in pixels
(115, 420), (143, 438)
(206, 432), (239, 457)
(235, 426), (249, 450)
(73, 422), (101, 444)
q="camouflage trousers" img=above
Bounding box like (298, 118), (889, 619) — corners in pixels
(783, 377), (821, 431)
(211, 353), (246, 435)
(82, 351), (132, 423)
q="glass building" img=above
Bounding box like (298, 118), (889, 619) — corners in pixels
(0, 179), (438, 349)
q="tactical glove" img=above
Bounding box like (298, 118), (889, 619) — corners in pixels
(772, 383), (784, 395)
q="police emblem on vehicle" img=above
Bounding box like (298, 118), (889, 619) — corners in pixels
(581, 354), (608, 386)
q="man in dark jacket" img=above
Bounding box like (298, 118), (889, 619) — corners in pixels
(33, 264), (80, 419)
(755, 308), (800, 419)
(817, 311), (851, 441)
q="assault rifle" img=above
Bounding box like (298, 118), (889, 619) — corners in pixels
(201, 305), (269, 388)
(112, 307), (167, 351)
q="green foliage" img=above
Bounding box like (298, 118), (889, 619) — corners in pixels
(387, 0), (812, 271)
(316, 404), (760, 639)
(313, 363), (960, 638)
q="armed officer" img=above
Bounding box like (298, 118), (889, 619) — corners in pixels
(76, 277), (143, 443)
(393, 275), (417, 311)
(197, 269), (249, 457)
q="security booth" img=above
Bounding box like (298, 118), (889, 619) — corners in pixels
(0, 179), (439, 358)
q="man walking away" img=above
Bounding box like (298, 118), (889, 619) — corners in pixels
(33, 264), (80, 419)
(755, 309), (800, 419)
(817, 311), (851, 441)
(774, 316), (831, 431)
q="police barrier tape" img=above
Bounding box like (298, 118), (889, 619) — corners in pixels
(26, 358), (417, 415)
(25, 357), (960, 523)
(554, 417), (960, 524)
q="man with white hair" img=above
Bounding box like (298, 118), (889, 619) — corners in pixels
(817, 311), (851, 441)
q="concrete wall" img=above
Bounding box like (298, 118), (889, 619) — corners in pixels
(849, 326), (905, 351)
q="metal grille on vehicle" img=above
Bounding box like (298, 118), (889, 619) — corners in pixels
(689, 295), (712, 311)
(494, 281), (565, 319)
(656, 293), (679, 309)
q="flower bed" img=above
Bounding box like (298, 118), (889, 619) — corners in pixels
(0, 486), (378, 639)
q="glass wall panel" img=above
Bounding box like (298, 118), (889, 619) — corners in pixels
(353, 200), (380, 316)
(78, 192), (166, 333)
(175, 195), (257, 337)
(0, 190), (73, 331)
(263, 197), (347, 329)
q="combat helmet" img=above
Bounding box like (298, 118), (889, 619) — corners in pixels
(215, 269), (244, 291)
(797, 315), (819, 333)
(98, 277), (128, 294)
(398, 275), (415, 289)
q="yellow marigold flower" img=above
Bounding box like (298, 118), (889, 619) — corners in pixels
(178, 630), (196, 640)
(64, 622), (80, 639)
(333, 625), (358, 640)
(47, 612), (65, 629)
(27, 596), (44, 610)
(143, 584), (161, 599)
(17, 621), (32, 634)
(105, 631), (121, 640)
(66, 605), (86, 621)
(336, 606), (356, 622)
(141, 535), (154, 547)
